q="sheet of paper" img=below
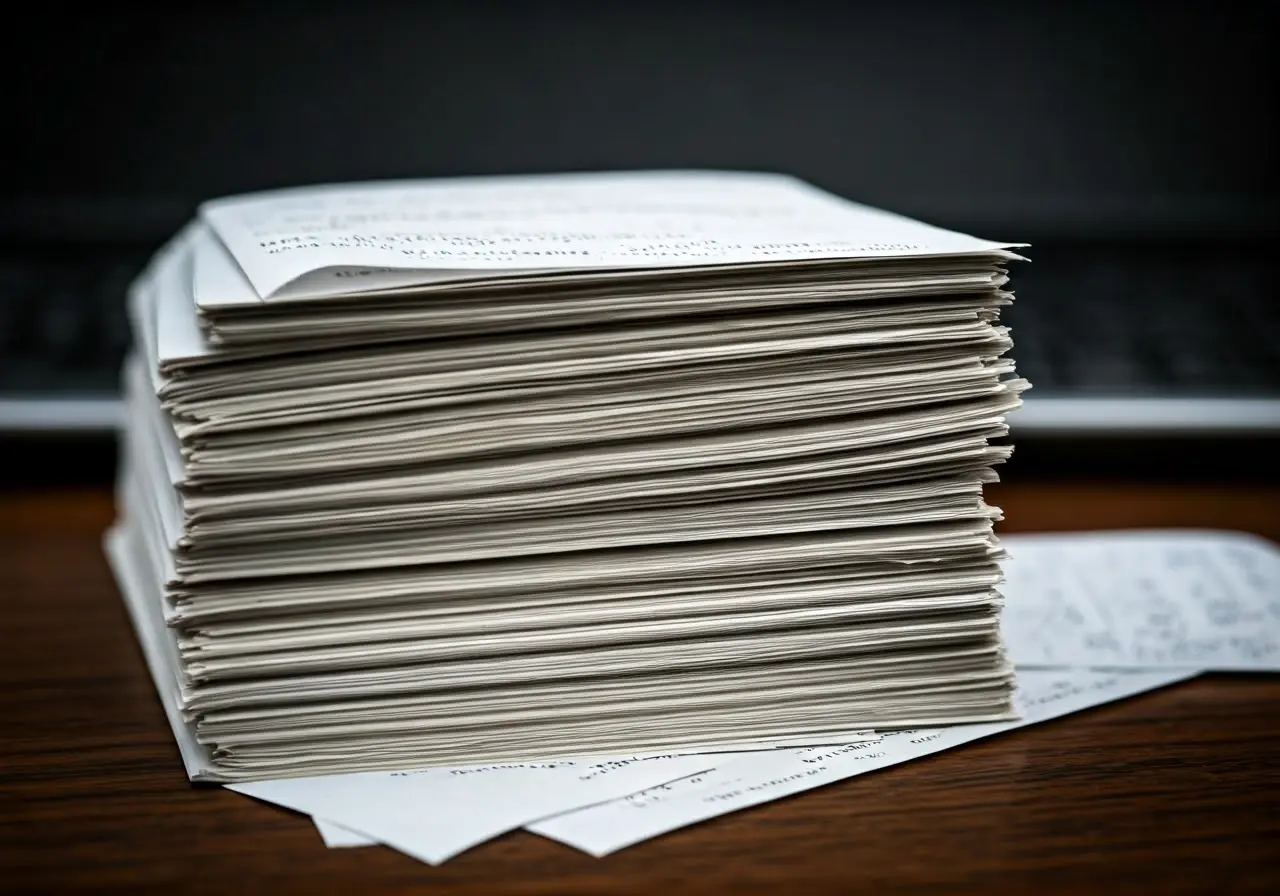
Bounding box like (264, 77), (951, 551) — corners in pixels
(527, 667), (1198, 856)
(231, 753), (725, 864)
(104, 524), (218, 780)
(1001, 530), (1280, 670)
(198, 170), (1016, 300)
(302, 733), (885, 851)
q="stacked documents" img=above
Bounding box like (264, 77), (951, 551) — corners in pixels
(107, 170), (1029, 781)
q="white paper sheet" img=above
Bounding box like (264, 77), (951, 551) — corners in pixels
(198, 170), (1016, 300)
(1001, 530), (1280, 670)
(233, 752), (732, 864)
(527, 667), (1198, 856)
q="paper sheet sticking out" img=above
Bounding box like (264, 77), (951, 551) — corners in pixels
(234, 751), (738, 864)
(199, 171), (1015, 301)
(526, 667), (1197, 856)
(313, 818), (376, 848)
(1001, 530), (1280, 670)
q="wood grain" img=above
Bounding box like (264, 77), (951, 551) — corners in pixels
(3, 482), (1280, 893)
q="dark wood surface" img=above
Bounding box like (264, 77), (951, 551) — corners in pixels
(4, 482), (1280, 893)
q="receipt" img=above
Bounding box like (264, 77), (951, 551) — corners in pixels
(528, 668), (1197, 856)
(1001, 530), (1280, 669)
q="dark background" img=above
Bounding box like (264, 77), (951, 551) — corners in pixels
(2, 0), (1274, 243)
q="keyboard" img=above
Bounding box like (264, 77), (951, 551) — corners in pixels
(1001, 242), (1280, 433)
(0, 245), (149, 431)
(2, 241), (1278, 434)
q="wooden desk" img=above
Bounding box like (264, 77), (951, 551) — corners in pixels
(4, 483), (1280, 893)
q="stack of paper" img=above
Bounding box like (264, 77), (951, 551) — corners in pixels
(107, 170), (1028, 782)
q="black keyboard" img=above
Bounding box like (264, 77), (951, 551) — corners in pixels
(1, 241), (1277, 432)
(1005, 243), (1280, 396)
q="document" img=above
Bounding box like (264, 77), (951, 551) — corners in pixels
(198, 170), (1017, 301)
(1001, 530), (1280, 670)
(234, 752), (740, 864)
(110, 170), (1028, 782)
(297, 667), (1197, 857)
(302, 733), (885, 851)
(526, 667), (1198, 856)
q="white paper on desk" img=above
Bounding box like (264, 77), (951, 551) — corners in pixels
(233, 752), (735, 864)
(300, 732), (883, 850)
(528, 667), (1198, 856)
(1001, 530), (1280, 670)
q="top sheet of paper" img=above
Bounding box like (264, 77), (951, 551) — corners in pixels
(198, 170), (1018, 301)
(1001, 529), (1280, 670)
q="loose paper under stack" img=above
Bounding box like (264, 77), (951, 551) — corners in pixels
(106, 170), (1030, 781)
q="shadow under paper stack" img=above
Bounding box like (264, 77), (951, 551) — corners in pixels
(106, 171), (1028, 781)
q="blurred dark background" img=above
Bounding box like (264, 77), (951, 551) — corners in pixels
(5, 0), (1273, 240)
(0, 0), (1276, 481)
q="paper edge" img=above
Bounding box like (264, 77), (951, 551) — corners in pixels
(104, 522), (219, 781)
